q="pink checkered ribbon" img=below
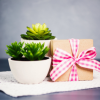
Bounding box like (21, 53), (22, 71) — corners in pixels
(50, 39), (100, 81)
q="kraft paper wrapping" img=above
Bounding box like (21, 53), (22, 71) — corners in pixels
(51, 39), (93, 81)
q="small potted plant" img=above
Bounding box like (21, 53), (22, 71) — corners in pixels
(21, 23), (56, 56)
(5, 41), (51, 84)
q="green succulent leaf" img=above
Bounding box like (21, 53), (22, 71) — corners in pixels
(42, 23), (46, 30)
(5, 41), (24, 60)
(38, 25), (43, 33)
(20, 34), (34, 40)
(44, 30), (51, 35)
(26, 31), (35, 36)
(27, 27), (37, 35)
(38, 30), (45, 35)
(34, 23), (40, 32)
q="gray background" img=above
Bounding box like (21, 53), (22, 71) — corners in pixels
(0, 0), (100, 59)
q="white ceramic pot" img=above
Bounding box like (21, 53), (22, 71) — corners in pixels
(8, 57), (51, 84)
(21, 38), (57, 57)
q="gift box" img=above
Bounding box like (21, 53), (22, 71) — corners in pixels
(50, 39), (94, 82)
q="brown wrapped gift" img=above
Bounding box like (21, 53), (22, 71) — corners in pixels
(51, 39), (93, 81)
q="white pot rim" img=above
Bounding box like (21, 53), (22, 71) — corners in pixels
(21, 38), (57, 41)
(8, 57), (51, 62)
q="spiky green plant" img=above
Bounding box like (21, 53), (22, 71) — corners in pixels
(21, 23), (55, 40)
(5, 41), (24, 60)
(21, 42), (50, 61)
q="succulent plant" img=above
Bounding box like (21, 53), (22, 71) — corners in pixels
(5, 41), (50, 61)
(21, 42), (50, 60)
(21, 23), (55, 40)
(5, 41), (24, 60)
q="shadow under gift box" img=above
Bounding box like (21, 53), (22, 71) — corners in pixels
(51, 39), (93, 82)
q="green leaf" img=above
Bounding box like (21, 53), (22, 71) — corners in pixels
(27, 27), (37, 34)
(26, 31), (35, 36)
(43, 35), (51, 40)
(5, 41), (24, 60)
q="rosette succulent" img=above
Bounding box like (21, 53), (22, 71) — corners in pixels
(21, 23), (55, 40)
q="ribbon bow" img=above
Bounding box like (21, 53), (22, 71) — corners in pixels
(50, 39), (100, 81)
